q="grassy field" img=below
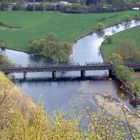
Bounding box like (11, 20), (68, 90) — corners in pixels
(137, 78), (140, 82)
(101, 25), (140, 60)
(0, 10), (139, 51)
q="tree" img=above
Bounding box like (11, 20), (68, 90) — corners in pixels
(85, 0), (99, 5)
(108, 53), (123, 64)
(96, 22), (105, 31)
(28, 34), (72, 62)
(0, 72), (140, 139)
(132, 51), (140, 62)
(116, 39), (137, 61)
(0, 53), (12, 66)
(115, 65), (134, 82)
(105, 35), (113, 44)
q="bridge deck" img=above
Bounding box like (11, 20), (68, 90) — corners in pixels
(0, 62), (140, 73)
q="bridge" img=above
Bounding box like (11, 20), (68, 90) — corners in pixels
(0, 62), (140, 79)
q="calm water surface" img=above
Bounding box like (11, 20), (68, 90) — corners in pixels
(2, 20), (140, 112)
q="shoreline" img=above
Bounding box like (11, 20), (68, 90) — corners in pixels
(1, 17), (139, 57)
(1, 18), (140, 115)
(74, 18), (139, 44)
(100, 25), (140, 60)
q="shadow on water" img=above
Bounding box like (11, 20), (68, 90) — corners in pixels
(2, 20), (140, 111)
(13, 76), (109, 83)
(28, 55), (58, 65)
(95, 30), (105, 37)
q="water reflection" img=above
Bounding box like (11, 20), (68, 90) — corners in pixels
(96, 30), (105, 37)
(2, 20), (140, 112)
(124, 21), (132, 29)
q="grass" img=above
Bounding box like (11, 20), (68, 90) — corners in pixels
(137, 78), (140, 82)
(101, 25), (140, 60)
(136, 78), (140, 85)
(0, 10), (139, 51)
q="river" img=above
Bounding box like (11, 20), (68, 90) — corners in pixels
(2, 20), (140, 113)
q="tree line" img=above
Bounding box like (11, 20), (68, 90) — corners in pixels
(0, 0), (140, 13)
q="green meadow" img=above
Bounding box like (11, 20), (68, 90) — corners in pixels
(101, 25), (140, 60)
(0, 10), (139, 51)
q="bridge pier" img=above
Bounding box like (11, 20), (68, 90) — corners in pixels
(109, 69), (115, 78)
(2, 62), (139, 80)
(52, 71), (56, 79)
(12, 75), (15, 81)
(81, 70), (86, 79)
(23, 72), (27, 79)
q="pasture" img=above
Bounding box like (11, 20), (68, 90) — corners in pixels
(0, 10), (139, 51)
(101, 25), (140, 60)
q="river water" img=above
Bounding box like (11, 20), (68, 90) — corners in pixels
(2, 20), (140, 112)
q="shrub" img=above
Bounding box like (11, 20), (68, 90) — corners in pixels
(96, 22), (105, 31)
(28, 34), (72, 62)
(105, 35), (113, 44)
(26, 4), (34, 11)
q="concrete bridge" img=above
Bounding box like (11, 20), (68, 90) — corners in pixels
(0, 62), (140, 79)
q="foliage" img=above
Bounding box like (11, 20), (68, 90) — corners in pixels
(28, 34), (72, 62)
(124, 15), (132, 22)
(114, 64), (134, 82)
(107, 53), (123, 64)
(0, 53), (12, 66)
(105, 35), (113, 44)
(116, 39), (139, 61)
(1, 0), (137, 12)
(130, 80), (140, 96)
(0, 94), (139, 140)
(96, 22), (105, 31)
(101, 25), (140, 61)
(0, 72), (140, 139)
(114, 64), (140, 97)
(61, 3), (87, 13)
(109, 54), (140, 97)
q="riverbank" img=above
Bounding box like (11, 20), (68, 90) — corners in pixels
(0, 10), (139, 52)
(100, 21), (140, 104)
(94, 94), (140, 130)
(1, 13), (140, 114)
(101, 24), (140, 60)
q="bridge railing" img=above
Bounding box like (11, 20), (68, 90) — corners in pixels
(0, 61), (139, 73)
